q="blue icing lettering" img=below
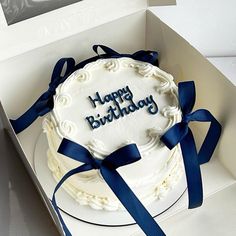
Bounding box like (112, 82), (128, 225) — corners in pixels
(85, 116), (101, 129)
(88, 92), (105, 108)
(85, 86), (159, 130)
(146, 95), (158, 114)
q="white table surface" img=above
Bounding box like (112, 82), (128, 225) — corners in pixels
(1, 1), (236, 236)
(207, 57), (236, 86)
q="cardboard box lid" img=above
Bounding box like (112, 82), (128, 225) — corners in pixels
(0, 0), (175, 62)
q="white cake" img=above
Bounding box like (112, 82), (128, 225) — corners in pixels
(43, 57), (183, 211)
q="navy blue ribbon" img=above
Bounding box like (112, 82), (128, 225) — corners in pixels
(52, 139), (165, 236)
(10, 45), (158, 134)
(160, 81), (222, 209)
(74, 45), (159, 70)
(10, 58), (76, 134)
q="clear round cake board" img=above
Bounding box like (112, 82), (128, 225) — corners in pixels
(34, 132), (187, 227)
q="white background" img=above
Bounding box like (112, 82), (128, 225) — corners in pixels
(152, 0), (236, 57)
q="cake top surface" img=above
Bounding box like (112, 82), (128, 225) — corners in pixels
(50, 57), (181, 157)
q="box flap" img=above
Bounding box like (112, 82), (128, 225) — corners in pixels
(0, 0), (147, 62)
(0, 0), (176, 62)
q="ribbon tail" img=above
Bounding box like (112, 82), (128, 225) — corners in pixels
(196, 110), (222, 165)
(10, 98), (44, 134)
(178, 81), (196, 114)
(101, 167), (166, 236)
(180, 128), (203, 209)
(51, 164), (92, 236)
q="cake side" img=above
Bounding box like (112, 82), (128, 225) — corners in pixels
(46, 130), (183, 210)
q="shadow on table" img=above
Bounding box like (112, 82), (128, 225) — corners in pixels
(0, 120), (59, 236)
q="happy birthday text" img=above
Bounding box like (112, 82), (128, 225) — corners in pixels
(85, 86), (158, 129)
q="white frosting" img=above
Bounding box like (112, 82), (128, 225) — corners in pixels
(54, 94), (72, 107)
(43, 57), (183, 211)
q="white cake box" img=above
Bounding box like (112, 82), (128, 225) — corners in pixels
(0, 0), (236, 235)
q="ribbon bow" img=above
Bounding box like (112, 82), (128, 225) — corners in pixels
(10, 58), (75, 134)
(10, 45), (158, 134)
(161, 81), (222, 209)
(52, 139), (165, 236)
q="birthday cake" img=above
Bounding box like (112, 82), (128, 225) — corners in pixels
(43, 57), (184, 211)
